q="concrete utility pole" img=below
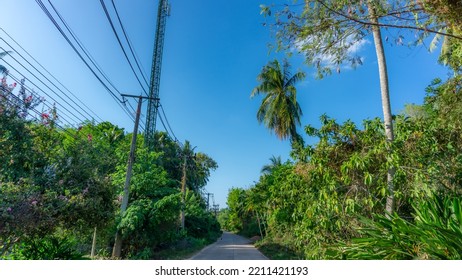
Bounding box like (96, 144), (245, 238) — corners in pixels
(206, 193), (211, 210)
(112, 94), (156, 258)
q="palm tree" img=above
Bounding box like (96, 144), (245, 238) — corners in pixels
(261, 155), (282, 175)
(251, 59), (306, 142)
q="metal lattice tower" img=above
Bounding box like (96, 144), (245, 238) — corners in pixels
(145, 0), (170, 150)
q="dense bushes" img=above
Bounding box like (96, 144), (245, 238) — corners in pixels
(222, 75), (462, 259)
(1, 72), (220, 259)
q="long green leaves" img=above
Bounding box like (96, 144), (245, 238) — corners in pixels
(252, 59), (305, 141)
(342, 194), (462, 259)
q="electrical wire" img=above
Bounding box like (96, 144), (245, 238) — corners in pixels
(124, 97), (146, 132)
(2, 89), (77, 138)
(100, 0), (149, 93)
(159, 103), (178, 141)
(45, 0), (143, 125)
(7, 72), (80, 127)
(111, 0), (149, 86)
(36, 0), (137, 124)
(0, 28), (104, 123)
(0, 57), (85, 124)
(36, 0), (122, 103)
(0, 43), (96, 123)
(33, 0), (176, 136)
(157, 111), (173, 140)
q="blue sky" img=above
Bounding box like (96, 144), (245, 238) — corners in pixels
(1, 0), (450, 208)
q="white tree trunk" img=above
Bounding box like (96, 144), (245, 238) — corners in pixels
(368, 2), (395, 215)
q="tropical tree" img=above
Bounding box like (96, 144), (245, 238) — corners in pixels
(260, 1), (436, 214)
(367, 1), (395, 214)
(251, 59), (306, 143)
(179, 141), (218, 229)
(180, 141), (195, 230)
(261, 155), (283, 175)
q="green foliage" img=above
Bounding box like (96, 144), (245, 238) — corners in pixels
(232, 68), (462, 259)
(110, 134), (219, 258)
(251, 59), (305, 141)
(7, 232), (86, 260)
(261, 155), (283, 174)
(225, 187), (248, 232)
(341, 194), (462, 259)
(421, 0), (462, 32)
(217, 208), (230, 230)
(0, 76), (42, 182)
(185, 192), (221, 241)
(113, 144), (179, 256)
(262, 1), (454, 78)
(2, 77), (219, 259)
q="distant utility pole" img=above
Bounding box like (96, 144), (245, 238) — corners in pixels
(112, 94), (157, 259)
(206, 193), (212, 210)
(213, 204), (219, 217)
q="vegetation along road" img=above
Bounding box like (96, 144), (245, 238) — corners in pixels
(189, 232), (267, 260)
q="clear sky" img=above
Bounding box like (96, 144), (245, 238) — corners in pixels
(0, 0), (450, 208)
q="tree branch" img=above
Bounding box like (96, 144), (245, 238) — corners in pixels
(316, 0), (462, 40)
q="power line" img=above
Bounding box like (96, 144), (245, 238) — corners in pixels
(44, 0), (122, 98)
(44, 0), (144, 126)
(2, 87), (77, 138)
(157, 110), (173, 140)
(6, 72), (81, 127)
(100, 0), (149, 93)
(110, 0), (149, 85)
(0, 39), (99, 123)
(0, 57), (86, 124)
(159, 103), (178, 141)
(0, 28), (104, 123)
(122, 96), (146, 132)
(36, 0), (137, 124)
(33, 0), (172, 137)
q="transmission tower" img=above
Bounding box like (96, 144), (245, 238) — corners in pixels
(145, 0), (170, 150)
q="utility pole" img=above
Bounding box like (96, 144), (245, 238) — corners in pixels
(206, 193), (211, 211)
(213, 204), (219, 217)
(112, 94), (156, 258)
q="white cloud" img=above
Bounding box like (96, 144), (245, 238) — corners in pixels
(297, 34), (370, 72)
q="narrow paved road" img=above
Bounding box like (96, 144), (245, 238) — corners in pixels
(189, 232), (268, 260)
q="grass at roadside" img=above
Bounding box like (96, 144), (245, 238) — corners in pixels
(151, 237), (216, 260)
(255, 238), (302, 260)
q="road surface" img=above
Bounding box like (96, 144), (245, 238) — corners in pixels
(189, 232), (268, 260)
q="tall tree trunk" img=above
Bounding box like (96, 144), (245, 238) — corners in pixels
(368, 2), (395, 215)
